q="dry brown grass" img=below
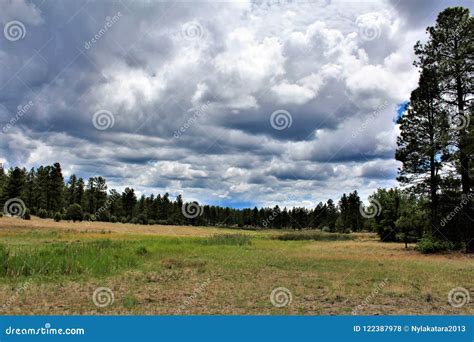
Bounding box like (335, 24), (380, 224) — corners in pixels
(0, 216), (254, 237)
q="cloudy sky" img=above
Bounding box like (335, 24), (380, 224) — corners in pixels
(1, 0), (472, 208)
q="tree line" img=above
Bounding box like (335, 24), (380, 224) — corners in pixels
(0, 162), (374, 231)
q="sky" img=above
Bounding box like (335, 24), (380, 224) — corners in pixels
(0, 0), (472, 209)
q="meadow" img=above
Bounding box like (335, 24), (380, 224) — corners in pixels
(0, 216), (472, 315)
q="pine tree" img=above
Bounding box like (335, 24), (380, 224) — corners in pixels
(396, 67), (449, 232)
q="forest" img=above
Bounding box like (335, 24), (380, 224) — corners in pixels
(1, 7), (473, 254)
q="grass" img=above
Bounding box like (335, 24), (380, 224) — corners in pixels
(200, 234), (252, 246)
(0, 216), (472, 315)
(0, 239), (144, 278)
(275, 231), (355, 241)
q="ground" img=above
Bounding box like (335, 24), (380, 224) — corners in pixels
(0, 216), (472, 315)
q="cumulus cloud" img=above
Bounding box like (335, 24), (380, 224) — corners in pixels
(1, 0), (471, 208)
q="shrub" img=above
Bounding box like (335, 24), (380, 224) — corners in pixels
(38, 209), (48, 219)
(148, 219), (156, 225)
(321, 226), (331, 233)
(66, 204), (83, 222)
(110, 216), (117, 223)
(130, 217), (139, 224)
(23, 209), (31, 220)
(137, 214), (148, 225)
(416, 236), (455, 254)
(54, 212), (62, 222)
(121, 217), (128, 224)
(83, 213), (92, 222)
(96, 210), (111, 222)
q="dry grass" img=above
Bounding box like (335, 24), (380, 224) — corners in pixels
(0, 216), (255, 237)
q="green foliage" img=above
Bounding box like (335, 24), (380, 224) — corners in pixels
(54, 212), (62, 222)
(23, 208), (31, 220)
(66, 204), (83, 222)
(110, 215), (117, 223)
(38, 208), (48, 219)
(369, 188), (426, 243)
(416, 235), (455, 254)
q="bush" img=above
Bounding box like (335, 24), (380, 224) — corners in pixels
(38, 209), (48, 219)
(83, 213), (92, 222)
(121, 217), (128, 224)
(416, 236), (455, 254)
(54, 212), (62, 222)
(130, 217), (139, 224)
(110, 216), (117, 223)
(96, 210), (111, 222)
(321, 226), (331, 233)
(23, 209), (31, 220)
(66, 204), (83, 222)
(148, 219), (156, 225)
(137, 214), (148, 225)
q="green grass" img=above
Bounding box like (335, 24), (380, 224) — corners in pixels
(200, 234), (252, 246)
(274, 231), (355, 241)
(0, 239), (145, 278)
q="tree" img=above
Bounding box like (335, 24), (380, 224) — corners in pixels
(121, 188), (137, 219)
(66, 203), (83, 222)
(3, 167), (26, 202)
(414, 7), (473, 251)
(49, 163), (64, 212)
(67, 174), (77, 205)
(396, 67), (449, 233)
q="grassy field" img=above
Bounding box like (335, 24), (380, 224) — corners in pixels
(0, 216), (472, 315)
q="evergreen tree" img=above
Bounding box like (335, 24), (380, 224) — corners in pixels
(396, 67), (449, 232)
